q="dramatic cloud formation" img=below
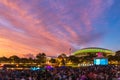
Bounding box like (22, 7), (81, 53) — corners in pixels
(0, 0), (115, 57)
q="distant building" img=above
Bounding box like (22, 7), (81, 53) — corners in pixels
(73, 47), (115, 57)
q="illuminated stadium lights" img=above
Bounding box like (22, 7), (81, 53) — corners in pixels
(74, 47), (115, 56)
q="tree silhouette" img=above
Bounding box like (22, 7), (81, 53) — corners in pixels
(115, 50), (120, 56)
(9, 55), (20, 63)
(68, 55), (79, 64)
(49, 58), (56, 63)
(57, 53), (67, 66)
(20, 58), (29, 63)
(36, 53), (46, 64)
(0, 56), (8, 63)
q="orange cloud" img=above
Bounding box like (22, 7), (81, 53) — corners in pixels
(0, 38), (39, 57)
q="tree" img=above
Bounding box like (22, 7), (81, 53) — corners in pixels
(58, 53), (67, 59)
(115, 51), (120, 56)
(20, 58), (29, 63)
(9, 55), (20, 63)
(36, 53), (46, 64)
(49, 58), (56, 63)
(68, 55), (79, 64)
(57, 53), (67, 66)
(28, 57), (34, 64)
(0, 56), (8, 63)
(113, 51), (120, 63)
(20, 58), (29, 64)
(108, 55), (115, 61)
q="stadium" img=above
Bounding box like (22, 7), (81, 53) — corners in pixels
(73, 47), (115, 57)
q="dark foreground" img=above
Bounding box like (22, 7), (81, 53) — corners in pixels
(0, 65), (120, 80)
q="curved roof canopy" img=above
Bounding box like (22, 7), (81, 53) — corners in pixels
(74, 47), (115, 55)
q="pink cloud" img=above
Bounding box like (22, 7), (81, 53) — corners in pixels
(0, 0), (114, 57)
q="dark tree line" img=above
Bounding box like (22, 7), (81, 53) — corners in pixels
(0, 50), (120, 65)
(0, 53), (46, 64)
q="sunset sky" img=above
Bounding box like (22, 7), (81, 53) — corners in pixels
(0, 0), (120, 57)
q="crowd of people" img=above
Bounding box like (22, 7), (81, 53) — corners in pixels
(0, 65), (120, 80)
